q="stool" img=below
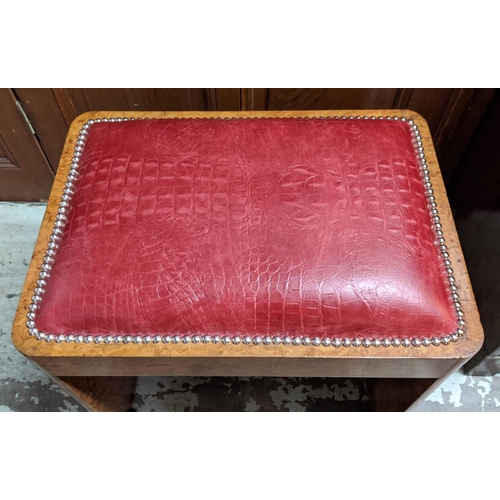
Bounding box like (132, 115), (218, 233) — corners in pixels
(12, 110), (484, 412)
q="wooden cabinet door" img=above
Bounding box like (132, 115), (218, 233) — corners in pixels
(0, 89), (54, 201)
(262, 88), (399, 110)
(52, 88), (212, 125)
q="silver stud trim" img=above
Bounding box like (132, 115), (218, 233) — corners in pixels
(28, 115), (464, 347)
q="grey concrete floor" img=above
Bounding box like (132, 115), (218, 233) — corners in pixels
(1, 202), (498, 412)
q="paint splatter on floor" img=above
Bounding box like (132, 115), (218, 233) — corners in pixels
(132, 377), (373, 412)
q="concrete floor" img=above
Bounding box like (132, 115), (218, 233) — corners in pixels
(1, 202), (498, 412)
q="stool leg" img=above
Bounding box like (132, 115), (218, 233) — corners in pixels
(55, 375), (137, 412)
(366, 358), (468, 412)
(27, 359), (137, 411)
(32, 362), (136, 412)
(366, 378), (436, 412)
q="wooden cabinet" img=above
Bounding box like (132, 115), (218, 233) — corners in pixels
(0, 87), (498, 214)
(0, 89), (54, 200)
(266, 88), (399, 110)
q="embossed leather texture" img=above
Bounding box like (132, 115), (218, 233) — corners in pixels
(36, 118), (458, 340)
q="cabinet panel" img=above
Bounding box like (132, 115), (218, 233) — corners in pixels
(437, 89), (496, 183)
(15, 88), (69, 172)
(0, 89), (54, 201)
(0, 135), (18, 170)
(267, 88), (399, 110)
(53, 88), (210, 125)
(450, 92), (500, 214)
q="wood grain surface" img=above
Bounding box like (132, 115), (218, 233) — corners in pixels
(56, 376), (137, 412)
(11, 109), (484, 378)
(267, 89), (398, 111)
(15, 88), (69, 172)
(451, 92), (500, 213)
(33, 359), (136, 411)
(0, 89), (54, 200)
(30, 355), (460, 378)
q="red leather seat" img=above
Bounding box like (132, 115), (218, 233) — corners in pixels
(32, 116), (461, 348)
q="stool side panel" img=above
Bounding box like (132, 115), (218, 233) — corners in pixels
(30, 354), (461, 378)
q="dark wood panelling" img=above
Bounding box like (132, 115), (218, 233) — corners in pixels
(241, 88), (268, 110)
(450, 92), (500, 214)
(0, 89), (54, 200)
(267, 88), (399, 110)
(15, 88), (69, 172)
(393, 88), (414, 108)
(0, 135), (18, 169)
(430, 89), (473, 155)
(398, 89), (476, 169)
(438, 89), (497, 184)
(394, 88), (457, 135)
(52, 88), (209, 124)
(215, 88), (240, 111)
(52, 88), (77, 127)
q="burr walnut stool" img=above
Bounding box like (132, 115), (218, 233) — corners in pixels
(12, 110), (483, 412)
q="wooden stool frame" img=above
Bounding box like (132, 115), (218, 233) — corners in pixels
(12, 110), (483, 411)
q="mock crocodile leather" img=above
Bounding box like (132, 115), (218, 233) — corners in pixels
(36, 118), (458, 339)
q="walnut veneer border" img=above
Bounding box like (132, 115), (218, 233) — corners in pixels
(12, 110), (483, 373)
